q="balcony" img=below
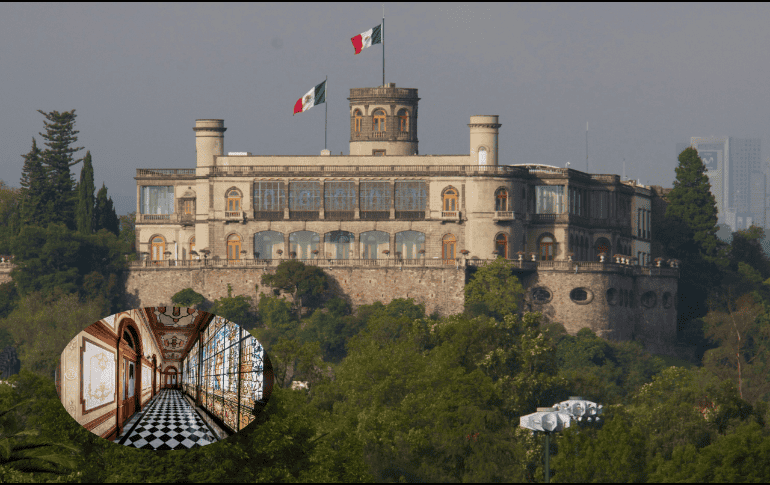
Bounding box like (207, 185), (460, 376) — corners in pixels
(224, 211), (243, 222)
(493, 211), (515, 222)
(440, 211), (461, 222)
(140, 214), (171, 222)
(371, 132), (386, 139)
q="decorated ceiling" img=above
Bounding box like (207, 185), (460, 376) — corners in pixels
(143, 307), (213, 363)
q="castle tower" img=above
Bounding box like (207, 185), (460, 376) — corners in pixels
(469, 115), (501, 166)
(194, 119), (226, 167)
(348, 83), (419, 156)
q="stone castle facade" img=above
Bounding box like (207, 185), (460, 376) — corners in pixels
(3, 83), (682, 354)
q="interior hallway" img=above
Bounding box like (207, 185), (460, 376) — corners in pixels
(114, 389), (218, 450)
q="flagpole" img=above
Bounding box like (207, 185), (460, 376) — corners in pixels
(382, 4), (385, 86)
(325, 76), (328, 151)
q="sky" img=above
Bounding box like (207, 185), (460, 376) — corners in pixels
(1, 2), (769, 216)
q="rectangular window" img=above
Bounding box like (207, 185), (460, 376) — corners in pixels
(373, 150), (386, 156)
(324, 181), (356, 211)
(535, 185), (565, 214)
(360, 181), (391, 211)
(140, 186), (174, 215)
(592, 191), (608, 219)
(395, 180), (426, 211)
(183, 200), (193, 215)
(254, 181), (285, 211)
(289, 182), (320, 211)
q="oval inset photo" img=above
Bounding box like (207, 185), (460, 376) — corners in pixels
(55, 307), (273, 450)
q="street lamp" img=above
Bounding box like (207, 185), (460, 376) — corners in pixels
(520, 396), (603, 483)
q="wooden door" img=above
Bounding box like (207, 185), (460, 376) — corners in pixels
(151, 237), (165, 265)
(442, 235), (456, 264)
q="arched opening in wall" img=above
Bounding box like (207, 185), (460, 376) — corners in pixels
(227, 234), (241, 263)
(289, 231), (320, 259)
(117, 320), (143, 434)
(539, 235), (555, 261)
(495, 188), (508, 211)
(442, 234), (457, 264)
(641, 291), (657, 308)
(606, 288), (618, 306)
(395, 231), (425, 259)
(151, 235), (165, 265)
(442, 187), (459, 212)
(595, 237), (611, 260)
(478, 147), (488, 166)
(189, 236), (196, 260)
(226, 189), (242, 214)
(662, 292), (673, 309)
(354, 109), (363, 133)
(361, 230), (389, 259)
(372, 109), (386, 133)
(254, 231), (284, 260)
(325, 230), (353, 259)
(398, 109), (409, 132)
(495, 233), (508, 259)
(570, 287), (593, 304)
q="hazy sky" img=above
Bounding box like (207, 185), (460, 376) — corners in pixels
(1, 3), (768, 216)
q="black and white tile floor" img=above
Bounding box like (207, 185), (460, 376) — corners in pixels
(115, 389), (218, 450)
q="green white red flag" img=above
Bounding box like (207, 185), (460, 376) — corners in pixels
(293, 80), (326, 115)
(351, 24), (382, 55)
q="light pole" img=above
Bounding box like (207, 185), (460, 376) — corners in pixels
(519, 396), (603, 483)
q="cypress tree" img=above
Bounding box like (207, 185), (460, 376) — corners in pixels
(75, 151), (95, 235)
(18, 138), (56, 228)
(94, 183), (120, 236)
(36, 109), (84, 230)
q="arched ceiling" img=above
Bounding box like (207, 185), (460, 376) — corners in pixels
(142, 307), (213, 363)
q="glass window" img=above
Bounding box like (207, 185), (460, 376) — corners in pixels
(592, 191), (608, 219)
(361, 230), (389, 259)
(289, 182), (320, 211)
(479, 147), (487, 166)
(354, 110), (363, 133)
(226, 189), (241, 212)
(373, 109), (386, 132)
(324, 231), (354, 259)
(289, 231), (320, 259)
(151, 236), (165, 263)
(189, 236), (196, 260)
(254, 182), (285, 211)
(395, 231), (425, 259)
(540, 235), (554, 261)
(360, 182), (391, 211)
(324, 181), (356, 211)
(395, 181), (426, 211)
(398, 109), (409, 132)
(140, 186), (174, 215)
(442, 234), (457, 263)
(227, 234), (241, 261)
(254, 231), (283, 260)
(495, 233), (508, 258)
(535, 186), (565, 214)
(443, 188), (459, 211)
(495, 188), (508, 211)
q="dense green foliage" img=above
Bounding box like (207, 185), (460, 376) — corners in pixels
(464, 256), (525, 318)
(75, 151), (95, 235)
(261, 260), (329, 319)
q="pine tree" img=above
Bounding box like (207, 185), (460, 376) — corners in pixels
(18, 138), (55, 228)
(75, 151), (95, 235)
(36, 109), (84, 230)
(94, 184), (119, 236)
(665, 147), (722, 262)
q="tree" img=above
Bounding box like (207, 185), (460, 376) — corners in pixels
(36, 109), (85, 230)
(118, 210), (137, 257)
(93, 183), (119, 236)
(209, 283), (257, 330)
(0, 180), (22, 254)
(75, 150), (95, 235)
(464, 257), (525, 319)
(260, 260), (329, 320)
(17, 138), (55, 230)
(171, 288), (206, 309)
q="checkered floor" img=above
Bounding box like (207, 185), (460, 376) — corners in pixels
(115, 389), (218, 450)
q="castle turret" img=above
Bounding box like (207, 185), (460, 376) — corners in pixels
(469, 115), (501, 166)
(194, 119), (226, 167)
(348, 83), (419, 156)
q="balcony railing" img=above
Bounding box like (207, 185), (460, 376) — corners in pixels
(224, 211), (242, 218)
(371, 132), (386, 139)
(140, 214), (171, 222)
(136, 169), (196, 177)
(493, 211), (515, 221)
(440, 211), (461, 221)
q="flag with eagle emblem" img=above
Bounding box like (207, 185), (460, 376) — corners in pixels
(351, 23), (382, 55)
(293, 80), (326, 115)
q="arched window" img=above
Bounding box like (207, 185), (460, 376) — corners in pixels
(595, 237), (611, 260)
(289, 231), (320, 259)
(325, 231), (354, 260)
(398, 109), (409, 132)
(495, 188), (508, 211)
(189, 236), (196, 260)
(373, 109), (386, 132)
(151, 236), (165, 264)
(442, 234), (457, 263)
(123, 330), (135, 350)
(354, 109), (363, 133)
(495, 233), (508, 258)
(442, 187), (459, 212)
(226, 189), (241, 212)
(254, 231), (284, 260)
(227, 234), (241, 261)
(539, 235), (554, 261)
(361, 230), (389, 259)
(395, 231), (425, 259)
(478, 147), (487, 166)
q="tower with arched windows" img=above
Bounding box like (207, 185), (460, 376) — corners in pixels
(348, 83), (419, 156)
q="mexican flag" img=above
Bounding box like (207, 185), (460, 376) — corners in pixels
(293, 80), (326, 115)
(351, 24), (382, 55)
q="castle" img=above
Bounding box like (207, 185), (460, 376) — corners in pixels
(1, 83), (681, 355)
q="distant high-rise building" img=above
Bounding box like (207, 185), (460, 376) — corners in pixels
(682, 137), (762, 232)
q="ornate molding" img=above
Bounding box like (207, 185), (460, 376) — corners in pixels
(84, 408), (117, 431)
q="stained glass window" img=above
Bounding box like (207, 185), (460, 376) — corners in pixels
(140, 186), (174, 215)
(324, 181), (356, 211)
(254, 182), (285, 211)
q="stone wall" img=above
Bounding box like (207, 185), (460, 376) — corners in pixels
(123, 266), (466, 317)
